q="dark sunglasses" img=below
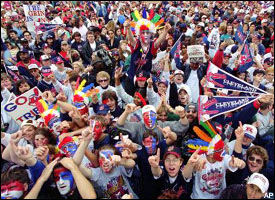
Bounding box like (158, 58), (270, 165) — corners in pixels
(248, 156), (263, 165)
(98, 79), (108, 83)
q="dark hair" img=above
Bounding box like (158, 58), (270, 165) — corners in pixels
(1, 167), (30, 186)
(86, 30), (94, 37)
(260, 102), (272, 110)
(72, 31), (81, 39)
(102, 90), (118, 105)
(253, 69), (265, 76)
(23, 30), (31, 36)
(246, 145), (269, 168)
(34, 127), (57, 147)
(15, 79), (31, 95)
(142, 131), (159, 142)
(69, 73), (81, 83)
(135, 88), (147, 99)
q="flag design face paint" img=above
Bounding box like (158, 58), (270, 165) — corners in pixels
(1, 181), (25, 199)
(54, 167), (74, 196)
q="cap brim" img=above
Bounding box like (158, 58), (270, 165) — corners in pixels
(244, 133), (255, 140)
(164, 152), (181, 159)
(136, 77), (147, 81)
(43, 72), (53, 76)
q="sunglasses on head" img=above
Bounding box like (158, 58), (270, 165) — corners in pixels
(248, 156), (263, 165)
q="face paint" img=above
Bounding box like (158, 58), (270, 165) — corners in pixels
(99, 150), (114, 173)
(143, 137), (157, 155)
(60, 142), (78, 157)
(48, 117), (62, 135)
(54, 167), (74, 196)
(213, 149), (226, 162)
(140, 31), (151, 44)
(1, 181), (25, 199)
(73, 102), (88, 115)
(143, 111), (157, 129)
(91, 120), (103, 141)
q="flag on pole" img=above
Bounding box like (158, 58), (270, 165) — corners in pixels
(170, 33), (183, 67)
(239, 39), (254, 72)
(235, 25), (246, 45)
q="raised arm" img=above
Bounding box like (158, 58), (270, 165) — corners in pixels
(117, 104), (141, 126)
(154, 23), (171, 49)
(60, 158), (97, 199)
(148, 148), (163, 177)
(233, 121), (245, 154)
(124, 20), (136, 48)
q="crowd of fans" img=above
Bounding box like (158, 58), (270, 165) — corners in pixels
(1, 1), (274, 199)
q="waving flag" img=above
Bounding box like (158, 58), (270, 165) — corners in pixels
(239, 39), (254, 72)
(208, 28), (220, 58)
(170, 33), (183, 67)
(235, 25), (246, 45)
(206, 62), (268, 95)
(198, 95), (258, 122)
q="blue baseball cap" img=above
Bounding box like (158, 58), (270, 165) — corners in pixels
(96, 104), (110, 115)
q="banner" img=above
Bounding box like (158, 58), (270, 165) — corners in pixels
(187, 45), (206, 63)
(235, 25), (246, 45)
(3, 87), (43, 125)
(35, 23), (65, 33)
(239, 39), (254, 72)
(23, 4), (47, 32)
(170, 33), (183, 67)
(208, 28), (220, 58)
(206, 62), (268, 94)
(198, 95), (258, 122)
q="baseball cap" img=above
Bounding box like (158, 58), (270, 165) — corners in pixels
(261, 19), (268, 24)
(136, 70), (148, 81)
(28, 64), (39, 70)
(21, 119), (37, 128)
(40, 55), (51, 62)
(264, 57), (273, 64)
(20, 37), (28, 43)
(198, 22), (205, 27)
(224, 53), (232, 58)
(164, 145), (182, 160)
(58, 29), (66, 37)
(112, 51), (119, 56)
(157, 79), (168, 87)
(243, 124), (257, 140)
(174, 69), (184, 76)
(8, 66), (18, 71)
(96, 104), (110, 115)
(41, 66), (53, 76)
(55, 56), (64, 64)
(247, 173), (269, 193)
(185, 103), (197, 112)
(202, 15), (207, 19)
(42, 43), (51, 49)
(142, 105), (156, 115)
(46, 34), (54, 39)
(18, 48), (29, 54)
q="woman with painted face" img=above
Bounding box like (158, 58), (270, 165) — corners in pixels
(1, 167), (30, 199)
(228, 145), (274, 193)
(24, 157), (97, 199)
(148, 146), (193, 199)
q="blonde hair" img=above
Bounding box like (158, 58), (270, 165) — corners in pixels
(266, 67), (274, 74)
(72, 61), (85, 74)
(96, 71), (110, 83)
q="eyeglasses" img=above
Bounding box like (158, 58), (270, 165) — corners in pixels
(248, 156), (263, 165)
(98, 79), (109, 83)
(165, 158), (180, 164)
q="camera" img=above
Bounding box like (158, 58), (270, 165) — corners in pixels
(94, 48), (113, 67)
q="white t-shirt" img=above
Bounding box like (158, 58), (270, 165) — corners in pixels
(227, 140), (254, 160)
(186, 70), (199, 103)
(190, 154), (237, 199)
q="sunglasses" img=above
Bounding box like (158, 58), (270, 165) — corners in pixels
(98, 79), (108, 83)
(248, 156), (263, 165)
(186, 110), (196, 114)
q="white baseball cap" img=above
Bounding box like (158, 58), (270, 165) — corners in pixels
(202, 15), (207, 19)
(21, 119), (37, 128)
(198, 22), (205, 27)
(243, 124), (257, 140)
(174, 69), (184, 76)
(247, 173), (269, 193)
(28, 64), (39, 70)
(142, 105), (156, 115)
(261, 19), (268, 24)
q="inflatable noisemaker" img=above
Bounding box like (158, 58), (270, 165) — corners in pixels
(36, 99), (61, 134)
(130, 8), (164, 36)
(73, 78), (94, 115)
